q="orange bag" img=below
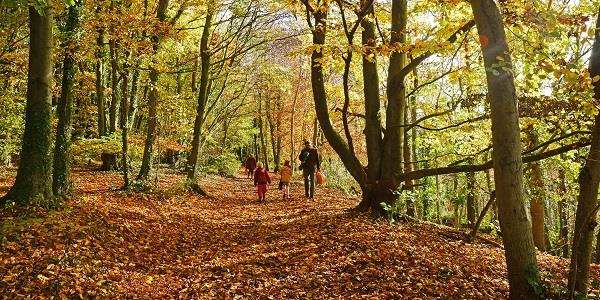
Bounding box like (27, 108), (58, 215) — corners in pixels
(316, 171), (326, 185)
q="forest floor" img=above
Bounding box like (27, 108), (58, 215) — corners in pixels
(0, 168), (599, 299)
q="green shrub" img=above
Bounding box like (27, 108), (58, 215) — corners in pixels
(200, 152), (240, 177)
(71, 133), (145, 166)
(321, 157), (360, 196)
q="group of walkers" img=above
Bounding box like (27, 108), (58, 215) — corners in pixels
(244, 140), (321, 202)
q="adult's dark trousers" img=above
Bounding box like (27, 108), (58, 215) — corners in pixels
(303, 168), (316, 198)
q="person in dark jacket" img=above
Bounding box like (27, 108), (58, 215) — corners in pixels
(245, 155), (257, 179)
(253, 162), (271, 202)
(298, 140), (320, 199)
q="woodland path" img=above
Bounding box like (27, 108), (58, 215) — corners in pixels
(0, 169), (598, 299)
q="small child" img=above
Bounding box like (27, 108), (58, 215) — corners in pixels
(253, 162), (271, 202)
(280, 160), (292, 199)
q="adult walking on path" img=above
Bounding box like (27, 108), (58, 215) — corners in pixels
(245, 155), (257, 179)
(299, 140), (320, 199)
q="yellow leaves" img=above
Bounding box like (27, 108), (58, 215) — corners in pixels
(2, 274), (15, 282)
(365, 53), (375, 62)
(37, 274), (49, 282)
(145, 275), (154, 284)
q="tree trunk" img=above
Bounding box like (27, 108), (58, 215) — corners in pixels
(568, 8), (600, 297)
(434, 177), (441, 223)
(138, 0), (170, 180)
(108, 38), (120, 134)
(1, 4), (54, 205)
(466, 169), (477, 229)
(188, 2), (214, 181)
(275, 98), (283, 171)
(128, 66), (140, 129)
(95, 25), (107, 137)
(311, 117), (318, 147)
(382, 0), (407, 182)
(453, 177), (460, 228)
(258, 93), (269, 170)
(266, 95), (279, 171)
(306, 7), (365, 185)
(253, 117), (259, 161)
(53, 2), (80, 198)
(558, 169), (570, 258)
(361, 2), (383, 189)
(120, 52), (130, 188)
(290, 64), (301, 172)
(469, 191), (496, 240)
(525, 125), (547, 252)
(411, 95), (419, 216)
(404, 98), (415, 217)
(595, 230), (600, 264)
(470, 0), (540, 298)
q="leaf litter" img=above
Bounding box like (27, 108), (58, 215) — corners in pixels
(0, 169), (598, 299)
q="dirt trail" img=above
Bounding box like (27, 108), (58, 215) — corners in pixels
(0, 169), (598, 299)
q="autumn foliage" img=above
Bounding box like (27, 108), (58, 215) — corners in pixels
(1, 169), (598, 298)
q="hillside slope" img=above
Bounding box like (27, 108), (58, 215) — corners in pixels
(0, 169), (598, 299)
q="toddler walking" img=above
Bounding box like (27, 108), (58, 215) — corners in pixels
(280, 160), (292, 199)
(253, 162), (271, 202)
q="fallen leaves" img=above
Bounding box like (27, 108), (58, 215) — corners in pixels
(0, 168), (598, 298)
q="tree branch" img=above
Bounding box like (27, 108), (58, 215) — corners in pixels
(398, 19), (475, 81)
(398, 139), (591, 182)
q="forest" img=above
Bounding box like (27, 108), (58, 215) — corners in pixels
(2, 0), (600, 298)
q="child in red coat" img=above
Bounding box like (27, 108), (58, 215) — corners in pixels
(253, 162), (271, 202)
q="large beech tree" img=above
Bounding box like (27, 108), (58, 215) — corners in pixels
(300, 0), (476, 216)
(53, 0), (81, 197)
(1, 2), (54, 205)
(470, 0), (539, 298)
(138, 0), (171, 180)
(568, 6), (600, 297)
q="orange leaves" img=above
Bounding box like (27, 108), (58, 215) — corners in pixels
(1, 169), (599, 298)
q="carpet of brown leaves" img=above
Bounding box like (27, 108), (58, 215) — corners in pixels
(0, 169), (599, 299)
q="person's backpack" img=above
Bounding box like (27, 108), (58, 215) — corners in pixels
(299, 151), (309, 170)
(303, 149), (317, 169)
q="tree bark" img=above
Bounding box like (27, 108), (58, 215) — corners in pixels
(108, 38), (120, 133)
(306, 7), (365, 185)
(558, 169), (570, 258)
(138, 0), (170, 180)
(470, 0), (540, 298)
(120, 51), (130, 188)
(95, 21), (107, 137)
(275, 99), (283, 171)
(360, 2), (383, 187)
(290, 64), (302, 171)
(466, 169), (477, 229)
(53, 1), (81, 198)
(266, 95), (280, 171)
(188, 2), (214, 180)
(525, 125), (547, 252)
(1, 4), (54, 205)
(404, 97), (415, 217)
(382, 0), (407, 181)
(128, 66), (140, 129)
(258, 92), (269, 170)
(595, 230), (600, 264)
(469, 191), (496, 240)
(568, 7), (600, 297)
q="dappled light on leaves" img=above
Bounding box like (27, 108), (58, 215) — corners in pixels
(1, 169), (598, 298)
